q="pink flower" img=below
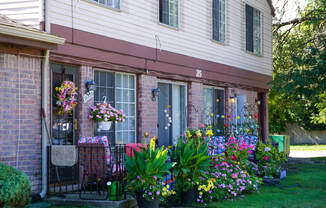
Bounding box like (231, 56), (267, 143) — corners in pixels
(199, 123), (205, 128)
(264, 156), (268, 161)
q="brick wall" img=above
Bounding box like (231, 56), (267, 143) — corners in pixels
(137, 74), (158, 142)
(0, 46), (42, 192)
(188, 82), (203, 129)
(76, 66), (94, 139)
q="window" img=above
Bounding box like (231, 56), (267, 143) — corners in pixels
(91, 0), (120, 9)
(212, 0), (226, 43)
(159, 0), (179, 28)
(94, 70), (136, 144)
(245, 4), (261, 54)
(202, 87), (225, 127)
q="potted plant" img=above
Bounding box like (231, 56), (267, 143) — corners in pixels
(125, 137), (175, 208)
(88, 102), (126, 131)
(170, 129), (211, 204)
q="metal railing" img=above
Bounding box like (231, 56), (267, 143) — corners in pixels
(47, 144), (127, 201)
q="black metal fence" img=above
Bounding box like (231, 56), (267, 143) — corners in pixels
(47, 144), (127, 201)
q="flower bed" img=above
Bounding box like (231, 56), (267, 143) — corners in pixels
(125, 112), (287, 207)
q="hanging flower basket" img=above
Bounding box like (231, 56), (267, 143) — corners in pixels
(88, 102), (126, 131)
(55, 80), (78, 115)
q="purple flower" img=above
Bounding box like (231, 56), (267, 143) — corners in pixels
(148, 192), (152, 196)
(156, 191), (160, 196)
(153, 176), (157, 180)
(137, 176), (140, 179)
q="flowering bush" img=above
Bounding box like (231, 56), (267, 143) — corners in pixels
(224, 137), (255, 165)
(255, 142), (287, 177)
(88, 103), (126, 122)
(55, 80), (78, 115)
(209, 155), (262, 200)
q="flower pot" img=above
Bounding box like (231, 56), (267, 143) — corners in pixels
(135, 192), (160, 208)
(98, 121), (112, 131)
(182, 189), (197, 204)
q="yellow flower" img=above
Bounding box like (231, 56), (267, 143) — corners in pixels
(206, 129), (213, 137)
(210, 113), (214, 117)
(149, 137), (156, 151)
(186, 130), (192, 138)
(195, 130), (202, 137)
(199, 192), (203, 195)
(237, 116), (240, 119)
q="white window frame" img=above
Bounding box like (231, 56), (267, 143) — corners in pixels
(212, 0), (226, 43)
(89, 0), (121, 10)
(93, 69), (137, 144)
(158, 0), (180, 29)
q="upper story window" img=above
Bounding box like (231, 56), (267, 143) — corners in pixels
(91, 0), (120, 10)
(212, 0), (226, 43)
(159, 0), (179, 28)
(245, 4), (262, 55)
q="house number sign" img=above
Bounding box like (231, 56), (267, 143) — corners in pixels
(196, 69), (203, 78)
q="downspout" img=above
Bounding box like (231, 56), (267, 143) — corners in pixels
(40, 0), (50, 199)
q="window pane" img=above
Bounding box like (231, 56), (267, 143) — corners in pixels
(246, 4), (254, 52)
(123, 89), (129, 102)
(115, 74), (122, 88)
(129, 104), (135, 116)
(116, 88), (122, 102)
(129, 75), (135, 89)
(129, 117), (136, 130)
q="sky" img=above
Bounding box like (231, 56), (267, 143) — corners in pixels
(273, 0), (309, 22)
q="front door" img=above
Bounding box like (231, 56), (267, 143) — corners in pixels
(157, 82), (186, 146)
(49, 63), (78, 193)
(51, 63), (77, 145)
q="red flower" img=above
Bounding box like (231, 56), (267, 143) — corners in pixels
(254, 114), (258, 119)
(225, 123), (228, 127)
(264, 156), (268, 160)
(226, 115), (231, 119)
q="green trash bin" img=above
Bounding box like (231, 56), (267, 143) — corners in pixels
(269, 135), (290, 156)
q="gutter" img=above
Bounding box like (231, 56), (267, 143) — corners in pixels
(40, 0), (51, 199)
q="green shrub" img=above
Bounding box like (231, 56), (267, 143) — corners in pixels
(0, 163), (31, 208)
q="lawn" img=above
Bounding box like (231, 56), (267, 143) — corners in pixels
(290, 144), (326, 151)
(45, 161), (326, 208)
(209, 161), (326, 208)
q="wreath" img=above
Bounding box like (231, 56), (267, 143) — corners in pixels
(55, 80), (78, 115)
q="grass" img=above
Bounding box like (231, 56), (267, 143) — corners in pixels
(290, 144), (326, 151)
(209, 162), (326, 208)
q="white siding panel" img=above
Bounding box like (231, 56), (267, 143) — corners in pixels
(0, 0), (43, 29)
(49, 0), (273, 75)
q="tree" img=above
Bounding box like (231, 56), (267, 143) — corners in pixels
(270, 0), (326, 133)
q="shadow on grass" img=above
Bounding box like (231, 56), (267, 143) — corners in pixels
(209, 162), (326, 208)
